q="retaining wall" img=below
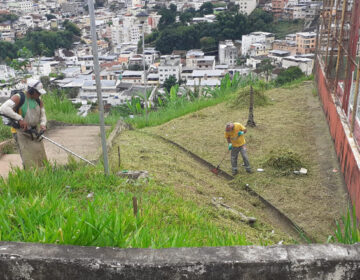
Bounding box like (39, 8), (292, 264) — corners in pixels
(1, 242), (360, 279)
(315, 61), (360, 218)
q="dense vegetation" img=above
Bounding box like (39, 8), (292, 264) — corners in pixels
(0, 164), (249, 247)
(149, 7), (300, 54)
(0, 20), (80, 61)
(0, 13), (18, 24)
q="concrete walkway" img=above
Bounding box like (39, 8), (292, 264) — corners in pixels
(0, 126), (101, 178)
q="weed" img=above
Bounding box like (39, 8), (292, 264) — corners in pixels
(0, 163), (251, 248)
(329, 206), (359, 244)
(0, 124), (12, 142)
(0, 141), (15, 154)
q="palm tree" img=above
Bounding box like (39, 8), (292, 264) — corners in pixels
(247, 85), (256, 127)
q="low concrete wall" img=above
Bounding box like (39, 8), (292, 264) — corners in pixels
(0, 242), (360, 279)
(315, 61), (360, 218)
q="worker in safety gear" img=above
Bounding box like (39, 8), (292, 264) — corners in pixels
(0, 78), (48, 169)
(224, 122), (252, 175)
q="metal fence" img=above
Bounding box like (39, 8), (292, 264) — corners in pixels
(316, 0), (360, 145)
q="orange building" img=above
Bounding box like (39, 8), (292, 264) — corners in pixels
(272, 0), (288, 18)
(295, 32), (316, 54)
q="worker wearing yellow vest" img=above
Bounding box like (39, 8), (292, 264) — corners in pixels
(224, 122), (252, 175)
(0, 79), (47, 169)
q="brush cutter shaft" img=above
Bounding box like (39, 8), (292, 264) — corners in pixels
(216, 150), (229, 168)
(40, 135), (96, 166)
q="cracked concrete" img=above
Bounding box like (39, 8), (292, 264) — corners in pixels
(0, 242), (360, 279)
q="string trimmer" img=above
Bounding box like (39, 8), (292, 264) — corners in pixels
(25, 128), (96, 166)
(1, 113), (95, 166)
(210, 150), (229, 175)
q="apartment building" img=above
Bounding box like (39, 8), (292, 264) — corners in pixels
(296, 32), (316, 54)
(273, 39), (297, 55)
(121, 71), (144, 84)
(272, 0), (288, 18)
(186, 50), (205, 68)
(231, 0), (258, 15)
(8, 1), (34, 14)
(219, 40), (238, 66)
(158, 55), (182, 84)
(241, 32), (275, 56)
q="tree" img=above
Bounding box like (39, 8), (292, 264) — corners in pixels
(199, 2), (214, 15)
(275, 66), (304, 86)
(158, 8), (176, 30)
(169, 3), (177, 13)
(246, 86), (256, 127)
(163, 75), (177, 93)
(0, 14), (18, 24)
(45, 14), (56, 21)
(179, 12), (193, 24)
(258, 59), (274, 82)
(63, 20), (81, 37)
(200, 36), (215, 50)
(0, 41), (17, 62)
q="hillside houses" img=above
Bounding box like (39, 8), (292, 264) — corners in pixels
(0, 0), (319, 107)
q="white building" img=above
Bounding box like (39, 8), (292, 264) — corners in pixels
(282, 56), (314, 75)
(231, 0), (258, 15)
(111, 14), (151, 45)
(121, 71), (144, 84)
(79, 80), (118, 103)
(241, 32), (275, 56)
(249, 43), (267, 56)
(186, 49), (205, 68)
(158, 55), (182, 84)
(8, 1), (34, 14)
(219, 40), (238, 66)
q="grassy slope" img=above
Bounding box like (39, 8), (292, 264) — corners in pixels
(110, 131), (293, 245)
(272, 20), (304, 39)
(111, 81), (349, 242)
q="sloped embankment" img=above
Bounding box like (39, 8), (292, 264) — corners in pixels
(110, 81), (349, 243)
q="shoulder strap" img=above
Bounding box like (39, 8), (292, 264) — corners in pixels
(14, 92), (25, 113)
(35, 98), (41, 106)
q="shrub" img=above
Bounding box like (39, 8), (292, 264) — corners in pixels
(275, 66), (305, 86)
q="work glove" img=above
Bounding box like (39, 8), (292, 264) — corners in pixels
(228, 143), (233, 150)
(238, 131), (244, 136)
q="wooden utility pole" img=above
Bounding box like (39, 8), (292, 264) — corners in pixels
(247, 86), (256, 127)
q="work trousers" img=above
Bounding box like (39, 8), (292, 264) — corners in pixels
(231, 145), (251, 173)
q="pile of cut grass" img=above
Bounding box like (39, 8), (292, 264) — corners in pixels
(263, 148), (303, 176)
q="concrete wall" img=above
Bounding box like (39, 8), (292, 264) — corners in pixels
(315, 61), (360, 218)
(1, 242), (360, 279)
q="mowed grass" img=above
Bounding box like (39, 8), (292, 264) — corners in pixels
(143, 81), (349, 242)
(110, 131), (294, 244)
(0, 163), (252, 247)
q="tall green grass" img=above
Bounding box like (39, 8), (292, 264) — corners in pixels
(329, 206), (359, 244)
(42, 93), (120, 125)
(127, 74), (264, 129)
(0, 124), (12, 142)
(0, 164), (249, 248)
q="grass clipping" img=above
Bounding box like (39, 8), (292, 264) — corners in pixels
(264, 148), (303, 176)
(229, 86), (271, 109)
